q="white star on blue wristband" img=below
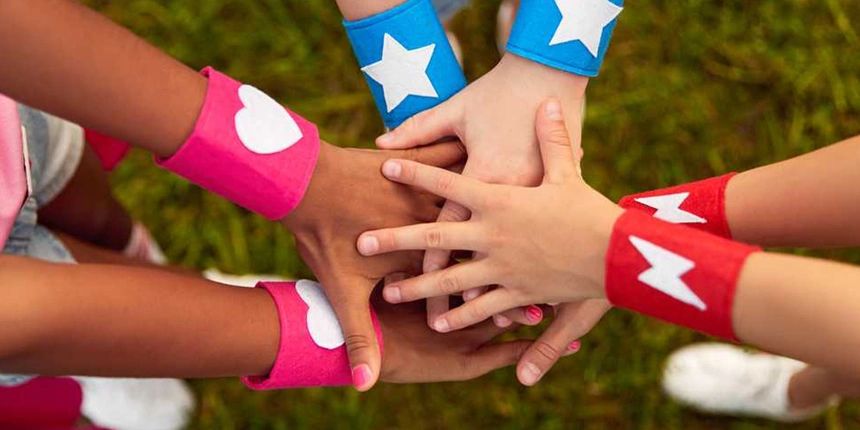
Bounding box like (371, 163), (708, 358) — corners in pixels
(508, 0), (624, 77)
(344, 0), (466, 128)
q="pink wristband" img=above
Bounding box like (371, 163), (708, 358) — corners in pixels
(242, 281), (383, 390)
(605, 210), (759, 341)
(158, 67), (320, 220)
(619, 173), (737, 239)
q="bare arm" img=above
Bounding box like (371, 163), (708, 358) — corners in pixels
(734, 252), (860, 378)
(0, 0), (205, 158)
(0, 256), (279, 378)
(335, 0), (408, 20)
(726, 134), (860, 247)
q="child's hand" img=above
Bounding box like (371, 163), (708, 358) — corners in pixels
(358, 99), (622, 333)
(281, 140), (464, 390)
(374, 53), (588, 323)
(375, 276), (532, 383)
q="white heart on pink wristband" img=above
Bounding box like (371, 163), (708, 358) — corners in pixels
(295, 280), (345, 350)
(234, 85), (303, 155)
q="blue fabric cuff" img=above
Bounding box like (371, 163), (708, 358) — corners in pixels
(506, 0), (624, 77)
(344, 0), (466, 128)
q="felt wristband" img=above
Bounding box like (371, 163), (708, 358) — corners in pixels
(619, 173), (738, 239)
(158, 67), (319, 220)
(507, 0), (624, 77)
(344, 0), (466, 128)
(242, 281), (384, 390)
(605, 210), (759, 341)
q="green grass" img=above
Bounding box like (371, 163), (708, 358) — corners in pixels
(87, 0), (860, 428)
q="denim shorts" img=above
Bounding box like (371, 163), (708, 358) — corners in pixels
(0, 105), (83, 387)
(432, 0), (470, 22)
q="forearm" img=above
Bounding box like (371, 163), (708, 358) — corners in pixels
(335, 0), (408, 20)
(0, 0), (205, 158)
(726, 134), (860, 247)
(734, 252), (860, 378)
(0, 256), (278, 378)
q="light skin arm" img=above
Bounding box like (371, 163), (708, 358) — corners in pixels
(726, 134), (860, 248)
(359, 100), (860, 381)
(335, 0), (408, 20)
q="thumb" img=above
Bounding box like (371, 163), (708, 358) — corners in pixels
(329, 283), (382, 392)
(376, 98), (464, 150)
(535, 99), (580, 184)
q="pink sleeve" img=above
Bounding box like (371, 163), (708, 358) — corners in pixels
(242, 280), (383, 390)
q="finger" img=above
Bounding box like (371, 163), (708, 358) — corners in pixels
(462, 286), (486, 302)
(380, 159), (488, 210)
(397, 139), (466, 169)
(376, 99), (464, 149)
(535, 99), (579, 184)
(433, 289), (517, 333)
(358, 221), (485, 256)
(516, 300), (611, 386)
(457, 340), (533, 381)
(426, 296), (450, 327)
(500, 305), (545, 327)
(328, 285), (382, 392)
(383, 261), (493, 303)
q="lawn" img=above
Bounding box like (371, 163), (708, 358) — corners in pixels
(86, 0), (860, 428)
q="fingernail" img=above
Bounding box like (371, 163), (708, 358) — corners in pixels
(521, 362), (542, 386)
(384, 286), (402, 303)
(377, 132), (394, 146)
(382, 160), (402, 178)
(566, 340), (581, 355)
(357, 235), (379, 255)
(493, 314), (512, 328)
(352, 364), (372, 390)
(463, 289), (480, 302)
(424, 262), (444, 273)
(434, 318), (450, 332)
(526, 306), (543, 324)
(545, 100), (562, 120)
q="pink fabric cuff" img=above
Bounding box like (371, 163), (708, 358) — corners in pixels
(0, 94), (27, 249)
(242, 281), (384, 390)
(158, 67), (320, 220)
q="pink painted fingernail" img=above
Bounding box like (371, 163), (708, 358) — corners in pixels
(382, 160), (402, 178)
(352, 364), (372, 390)
(357, 235), (379, 255)
(567, 340), (581, 354)
(383, 286), (402, 303)
(526, 306), (543, 323)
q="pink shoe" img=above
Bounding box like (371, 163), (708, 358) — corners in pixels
(122, 222), (167, 265)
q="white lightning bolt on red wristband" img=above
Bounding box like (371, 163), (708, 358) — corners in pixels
(619, 173), (737, 239)
(605, 210), (759, 341)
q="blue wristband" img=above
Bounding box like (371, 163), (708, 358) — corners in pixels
(506, 0), (624, 77)
(344, 0), (466, 128)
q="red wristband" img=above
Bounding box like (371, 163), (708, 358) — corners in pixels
(619, 173), (737, 239)
(605, 210), (759, 341)
(158, 67), (320, 220)
(242, 281), (383, 390)
(84, 129), (131, 171)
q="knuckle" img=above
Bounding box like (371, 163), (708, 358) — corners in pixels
(466, 304), (488, 324)
(439, 274), (461, 295)
(424, 228), (444, 248)
(344, 334), (373, 356)
(403, 147), (420, 162)
(435, 172), (456, 194)
(549, 128), (571, 146)
(532, 340), (562, 364)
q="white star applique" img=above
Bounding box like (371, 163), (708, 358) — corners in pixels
(629, 236), (706, 311)
(550, 0), (623, 57)
(361, 33), (438, 113)
(634, 193), (707, 224)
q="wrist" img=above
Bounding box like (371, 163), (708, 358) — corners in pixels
(281, 141), (340, 230)
(582, 205), (624, 299)
(499, 53), (589, 100)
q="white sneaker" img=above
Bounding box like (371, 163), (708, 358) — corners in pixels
(75, 377), (194, 430)
(662, 343), (837, 422)
(203, 268), (289, 288)
(123, 222), (167, 265)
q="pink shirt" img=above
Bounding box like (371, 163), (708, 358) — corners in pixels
(0, 94), (27, 249)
